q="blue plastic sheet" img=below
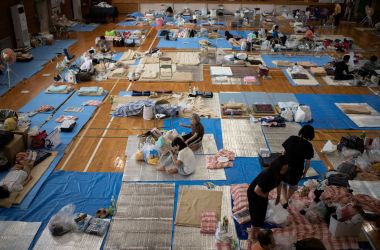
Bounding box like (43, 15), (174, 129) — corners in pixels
(157, 38), (202, 49)
(19, 91), (73, 113)
(295, 94), (380, 130)
(0, 171), (122, 249)
(163, 118), (223, 150)
(262, 54), (333, 68)
(40, 92), (107, 145)
(69, 23), (99, 32)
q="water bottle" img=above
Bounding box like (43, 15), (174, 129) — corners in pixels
(109, 195), (116, 216)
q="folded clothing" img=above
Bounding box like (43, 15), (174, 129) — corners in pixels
(291, 73), (309, 80)
(78, 86), (99, 93)
(206, 149), (235, 169)
(55, 115), (78, 123)
(200, 211), (218, 234)
(222, 108), (244, 116)
(35, 105), (55, 113)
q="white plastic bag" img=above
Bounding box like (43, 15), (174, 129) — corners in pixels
(48, 204), (77, 236)
(265, 200), (289, 226)
(321, 140), (337, 154)
(356, 153), (371, 170)
(294, 106), (306, 122)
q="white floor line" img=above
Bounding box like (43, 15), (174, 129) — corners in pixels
(83, 81), (132, 172)
(83, 116), (114, 172)
(59, 78), (120, 171)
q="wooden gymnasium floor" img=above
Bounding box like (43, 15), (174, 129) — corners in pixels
(0, 15), (379, 247)
(1, 17), (380, 175)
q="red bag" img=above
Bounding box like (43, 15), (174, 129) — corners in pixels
(31, 130), (48, 149)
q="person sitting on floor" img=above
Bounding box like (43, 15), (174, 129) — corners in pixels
(96, 36), (111, 53)
(247, 155), (289, 240)
(179, 113), (204, 146)
(224, 31), (244, 47)
(359, 55), (380, 78)
(0, 151), (37, 199)
(334, 55), (354, 80)
(251, 229), (276, 250)
(157, 137), (196, 175)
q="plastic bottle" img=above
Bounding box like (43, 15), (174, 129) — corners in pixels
(109, 195), (116, 216)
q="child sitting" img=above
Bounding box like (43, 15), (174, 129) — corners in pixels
(0, 151), (37, 199)
(157, 137), (196, 175)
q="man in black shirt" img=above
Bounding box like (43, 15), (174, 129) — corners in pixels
(334, 55), (354, 80)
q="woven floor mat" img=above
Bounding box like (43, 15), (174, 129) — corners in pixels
(114, 183), (175, 220)
(221, 119), (267, 157)
(123, 154), (226, 181)
(104, 183), (174, 250)
(173, 185), (237, 250)
(35, 221), (108, 250)
(0, 221), (41, 250)
(336, 103), (380, 128)
(262, 123), (321, 161)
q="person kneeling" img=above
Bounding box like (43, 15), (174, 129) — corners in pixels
(247, 155), (289, 240)
(158, 138), (196, 175)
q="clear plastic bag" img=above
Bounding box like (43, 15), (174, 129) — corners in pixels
(341, 147), (361, 160)
(294, 105), (312, 123)
(371, 138), (380, 150)
(265, 200), (289, 226)
(281, 108), (294, 122)
(368, 149), (380, 163)
(48, 204), (77, 236)
(142, 143), (161, 165)
(355, 153), (371, 171)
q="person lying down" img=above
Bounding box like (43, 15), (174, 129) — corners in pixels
(157, 137), (196, 176)
(0, 151), (37, 199)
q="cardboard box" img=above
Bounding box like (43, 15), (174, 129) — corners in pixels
(329, 214), (362, 237)
(2, 134), (25, 164)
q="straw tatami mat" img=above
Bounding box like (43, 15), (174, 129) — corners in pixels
(123, 154), (226, 181)
(221, 119), (267, 157)
(262, 123), (321, 161)
(0, 221), (41, 250)
(125, 134), (218, 158)
(34, 221), (109, 250)
(114, 183), (175, 220)
(322, 76), (353, 86)
(173, 185), (237, 250)
(104, 183), (174, 250)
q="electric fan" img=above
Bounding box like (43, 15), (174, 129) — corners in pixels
(1, 48), (17, 89)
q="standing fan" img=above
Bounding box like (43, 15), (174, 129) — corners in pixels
(1, 48), (18, 89)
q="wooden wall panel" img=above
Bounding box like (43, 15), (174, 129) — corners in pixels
(0, 0), (40, 47)
(114, 3), (139, 14)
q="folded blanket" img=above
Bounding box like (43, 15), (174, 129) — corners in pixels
(200, 211), (218, 234)
(206, 149), (235, 169)
(46, 85), (68, 93)
(78, 87), (99, 93)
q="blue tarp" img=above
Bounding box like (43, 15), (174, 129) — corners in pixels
(69, 23), (99, 32)
(0, 171), (122, 250)
(295, 94), (380, 130)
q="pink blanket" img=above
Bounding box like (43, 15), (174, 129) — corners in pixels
(206, 149), (236, 169)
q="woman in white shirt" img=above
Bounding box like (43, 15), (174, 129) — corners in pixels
(158, 137), (196, 175)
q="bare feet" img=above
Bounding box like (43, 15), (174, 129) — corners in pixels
(156, 166), (165, 171)
(167, 168), (178, 174)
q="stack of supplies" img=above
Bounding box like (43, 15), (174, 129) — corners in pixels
(231, 184), (250, 224)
